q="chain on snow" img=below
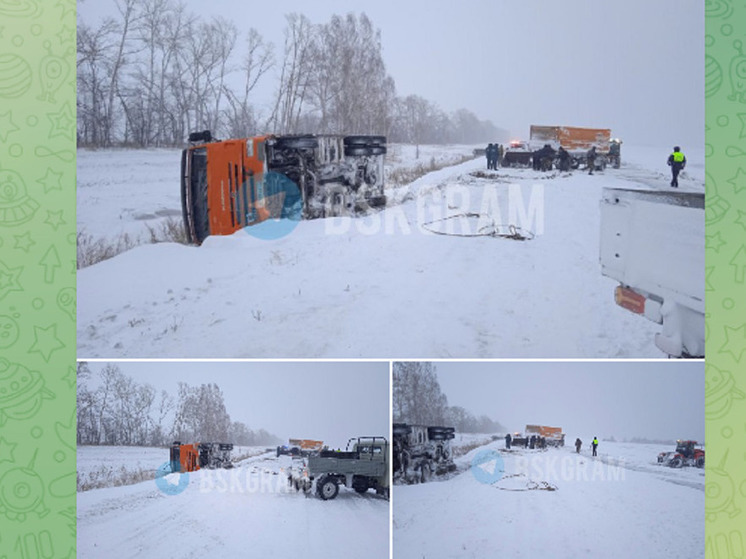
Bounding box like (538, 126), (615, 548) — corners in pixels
(421, 213), (535, 241)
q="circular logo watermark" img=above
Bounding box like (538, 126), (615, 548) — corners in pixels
(155, 462), (189, 496)
(244, 172), (302, 240)
(471, 449), (505, 485)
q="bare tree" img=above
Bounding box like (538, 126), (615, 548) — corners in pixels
(267, 13), (313, 133)
(393, 362), (448, 425)
(223, 28), (274, 138)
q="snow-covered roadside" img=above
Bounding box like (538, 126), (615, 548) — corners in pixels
(394, 439), (703, 559)
(77, 452), (389, 559)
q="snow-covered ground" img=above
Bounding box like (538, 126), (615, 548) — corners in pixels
(77, 450), (389, 559)
(394, 438), (704, 559)
(77, 144), (704, 358)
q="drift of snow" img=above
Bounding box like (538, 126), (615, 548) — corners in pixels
(394, 438), (703, 559)
(77, 144), (704, 358)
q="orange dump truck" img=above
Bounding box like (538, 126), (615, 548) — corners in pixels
(169, 441), (234, 472)
(529, 125), (619, 169)
(524, 425), (565, 446)
(181, 131), (386, 245)
(530, 126), (611, 152)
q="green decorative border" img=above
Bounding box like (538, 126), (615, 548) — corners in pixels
(0, 1), (76, 557)
(705, 1), (746, 555)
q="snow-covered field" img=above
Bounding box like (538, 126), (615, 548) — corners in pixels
(77, 449), (389, 559)
(77, 144), (704, 358)
(394, 438), (704, 559)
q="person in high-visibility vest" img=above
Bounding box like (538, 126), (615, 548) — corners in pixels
(591, 436), (599, 457)
(667, 146), (687, 187)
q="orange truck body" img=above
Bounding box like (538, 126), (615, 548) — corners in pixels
(181, 135), (275, 244)
(171, 443), (201, 473)
(530, 125), (611, 153)
(289, 439), (325, 452)
(525, 424), (564, 440)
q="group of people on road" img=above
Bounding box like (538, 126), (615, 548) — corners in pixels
(485, 143), (504, 169)
(486, 141), (687, 187)
(503, 433), (598, 455)
(574, 437), (599, 456)
(504, 433), (553, 450)
(532, 144), (556, 171)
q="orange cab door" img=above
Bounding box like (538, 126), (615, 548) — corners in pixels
(205, 140), (247, 236)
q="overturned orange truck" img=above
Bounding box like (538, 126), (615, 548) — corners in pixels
(180, 131), (387, 244)
(169, 441), (234, 472)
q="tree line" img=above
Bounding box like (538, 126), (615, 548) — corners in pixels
(77, 1), (506, 148)
(76, 362), (280, 447)
(393, 362), (505, 434)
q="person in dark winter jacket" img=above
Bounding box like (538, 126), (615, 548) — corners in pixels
(505, 433), (512, 449)
(558, 147), (571, 172)
(587, 147), (597, 175)
(485, 144), (493, 169)
(532, 144), (555, 171)
(667, 146), (686, 187)
(608, 140), (621, 168)
(575, 438), (582, 453)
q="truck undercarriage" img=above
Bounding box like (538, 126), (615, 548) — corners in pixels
(181, 132), (387, 244)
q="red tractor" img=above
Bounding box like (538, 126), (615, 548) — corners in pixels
(657, 440), (704, 468)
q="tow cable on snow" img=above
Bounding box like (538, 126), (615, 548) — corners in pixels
(492, 473), (558, 492)
(421, 212), (535, 241)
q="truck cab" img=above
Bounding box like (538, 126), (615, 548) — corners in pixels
(298, 436), (389, 500)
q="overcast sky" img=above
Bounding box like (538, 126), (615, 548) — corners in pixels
(79, 0), (703, 147)
(85, 361), (389, 449)
(433, 361), (704, 442)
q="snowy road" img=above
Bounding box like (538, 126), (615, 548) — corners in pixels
(77, 452), (389, 559)
(394, 440), (704, 559)
(77, 145), (704, 358)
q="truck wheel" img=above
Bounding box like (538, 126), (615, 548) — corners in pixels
(317, 476), (339, 500)
(344, 135), (386, 146)
(353, 481), (369, 494)
(668, 457), (683, 468)
(366, 195), (386, 208)
(696, 457), (705, 468)
(275, 136), (318, 150)
(344, 146), (386, 157)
